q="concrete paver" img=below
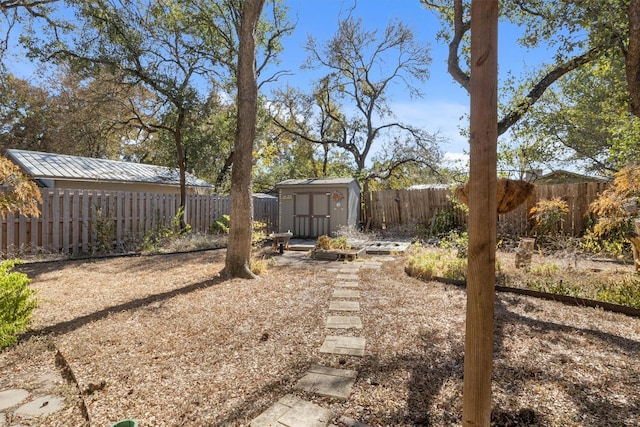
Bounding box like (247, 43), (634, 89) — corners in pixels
(319, 336), (366, 357)
(250, 394), (333, 427)
(335, 274), (359, 281)
(296, 365), (358, 400)
(332, 289), (360, 298)
(339, 415), (370, 427)
(328, 300), (360, 312)
(0, 389), (29, 411)
(326, 316), (362, 329)
(335, 281), (359, 288)
(362, 262), (383, 270)
(15, 395), (65, 417)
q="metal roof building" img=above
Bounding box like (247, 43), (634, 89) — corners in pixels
(5, 149), (212, 194)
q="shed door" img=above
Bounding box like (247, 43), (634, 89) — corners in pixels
(293, 193), (331, 237)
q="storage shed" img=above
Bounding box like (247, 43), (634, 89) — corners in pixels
(276, 178), (360, 237)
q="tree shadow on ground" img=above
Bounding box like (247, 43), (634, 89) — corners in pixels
(16, 248), (226, 279)
(20, 275), (226, 339)
(488, 296), (640, 426)
(379, 295), (640, 426)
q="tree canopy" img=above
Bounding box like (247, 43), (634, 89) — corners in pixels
(270, 15), (444, 190)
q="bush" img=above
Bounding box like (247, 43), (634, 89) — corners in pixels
(141, 207), (192, 251)
(315, 235), (350, 250)
(210, 214), (231, 234)
(596, 279), (640, 308)
(405, 243), (467, 281)
(252, 220), (268, 249)
(1, 260), (38, 349)
(529, 197), (569, 236)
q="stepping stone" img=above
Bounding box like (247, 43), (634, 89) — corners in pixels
(329, 300), (360, 312)
(336, 274), (359, 281)
(319, 336), (366, 357)
(15, 395), (65, 417)
(326, 316), (362, 329)
(332, 289), (360, 298)
(296, 365), (358, 400)
(339, 416), (370, 427)
(250, 394), (333, 427)
(0, 389), (29, 411)
(335, 281), (359, 288)
(362, 262), (383, 270)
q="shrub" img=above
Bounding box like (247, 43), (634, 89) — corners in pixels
(210, 214), (231, 234)
(0, 157), (42, 219)
(141, 206), (192, 252)
(596, 278), (640, 308)
(90, 207), (115, 255)
(315, 235), (350, 250)
(0, 260), (38, 349)
(250, 257), (270, 275)
(252, 220), (267, 249)
(405, 244), (467, 281)
(589, 165), (640, 239)
(529, 197), (569, 236)
(440, 231), (468, 258)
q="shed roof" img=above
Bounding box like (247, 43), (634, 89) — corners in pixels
(276, 177), (357, 187)
(6, 149), (212, 188)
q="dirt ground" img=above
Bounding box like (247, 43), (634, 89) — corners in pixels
(1, 248), (639, 426)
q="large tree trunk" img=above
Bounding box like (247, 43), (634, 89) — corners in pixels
(220, 0), (265, 280)
(628, 0), (640, 117)
(175, 109), (188, 230)
(462, 1), (498, 426)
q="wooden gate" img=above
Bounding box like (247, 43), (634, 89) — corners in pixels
(293, 193), (331, 237)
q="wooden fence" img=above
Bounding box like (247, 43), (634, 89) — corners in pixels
(363, 182), (610, 237)
(1, 189), (278, 256)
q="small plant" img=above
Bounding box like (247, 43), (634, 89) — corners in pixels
(525, 278), (583, 298)
(252, 220), (267, 249)
(90, 207), (115, 255)
(529, 197), (569, 236)
(596, 278), (640, 308)
(529, 262), (560, 277)
(250, 257), (270, 275)
(404, 244), (438, 280)
(315, 235), (351, 250)
(1, 260), (38, 349)
(405, 244), (467, 281)
(580, 230), (629, 258)
(589, 165), (640, 238)
(140, 207), (192, 252)
(440, 231), (468, 258)
(0, 157), (42, 219)
(315, 235), (332, 250)
(210, 214), (231, 234)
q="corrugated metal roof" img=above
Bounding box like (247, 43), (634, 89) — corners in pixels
(408, 184), (453, 190)
(276, 177), (356, 186)
(6, 149), (212, 188)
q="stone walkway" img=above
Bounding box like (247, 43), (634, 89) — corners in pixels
(0, 250), (391, 426)
(250, 252), (391, 426)
(0, 379), (68, 426)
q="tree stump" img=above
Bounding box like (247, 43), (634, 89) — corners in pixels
(515, 237), (535, 269)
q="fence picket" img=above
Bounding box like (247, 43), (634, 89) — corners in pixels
(363, 182), (610, 238)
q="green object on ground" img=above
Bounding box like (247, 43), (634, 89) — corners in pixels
(111, 420), (138, 427)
